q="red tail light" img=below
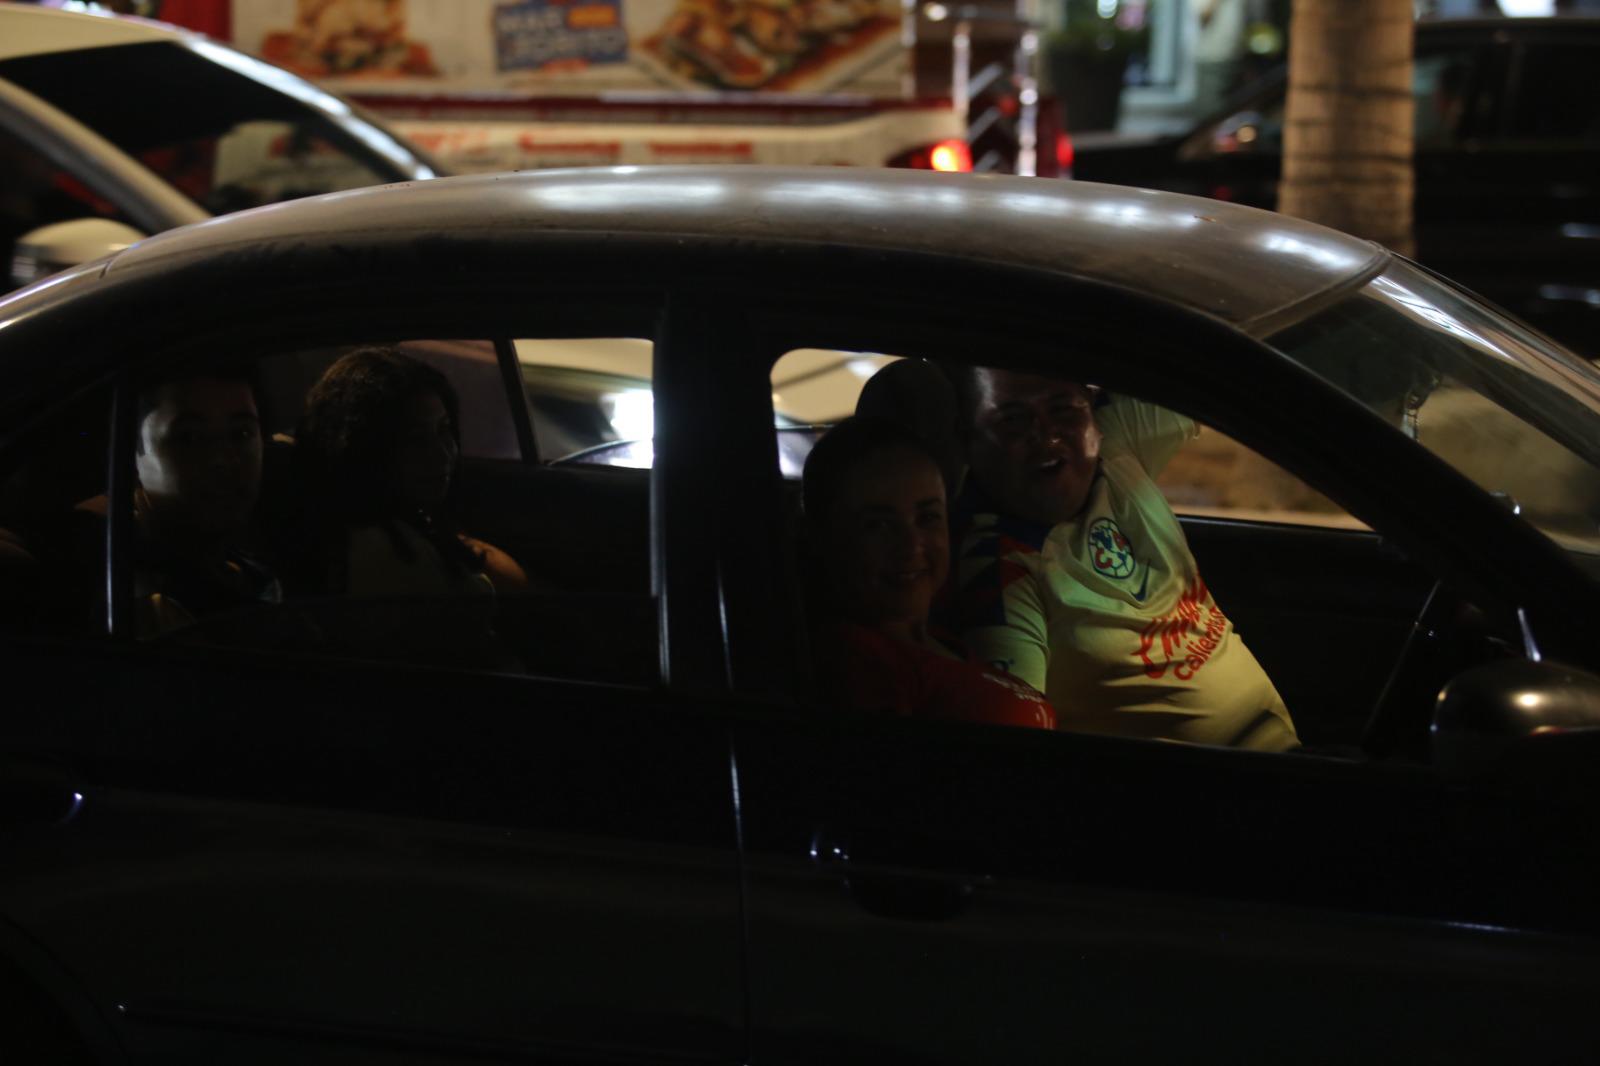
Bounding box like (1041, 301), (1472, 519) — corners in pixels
(1055, 131), (1074, 173)
(886, 139), (973, 173)
(928, 139), (972, 173)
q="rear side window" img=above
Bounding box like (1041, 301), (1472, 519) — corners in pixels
(115, 338), (655, 686)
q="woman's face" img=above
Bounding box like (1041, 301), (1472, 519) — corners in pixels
(822, 444), (949, 630)
(392, 390), (458, 509)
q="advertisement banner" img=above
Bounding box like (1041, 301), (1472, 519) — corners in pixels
(232, 0), (908, 97)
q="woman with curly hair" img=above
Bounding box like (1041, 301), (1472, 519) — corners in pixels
(286, 345), (525, 663)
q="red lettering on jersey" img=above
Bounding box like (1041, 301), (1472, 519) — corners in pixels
(1135, 578), (1229, 680)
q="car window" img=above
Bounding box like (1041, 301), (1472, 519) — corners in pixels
(1506, 43), (1600, 144)
(1413, 48), (1486, 148)
(0, 42), (403, 214)
(85, 338), (656, 686)
(1184, 44), (1487, 158)
(517, 337), (655, 465)
(775, 346), (1404, 754)
(538, 343), (890, 470)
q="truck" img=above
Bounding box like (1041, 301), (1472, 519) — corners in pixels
(149, 0), (1062, 177)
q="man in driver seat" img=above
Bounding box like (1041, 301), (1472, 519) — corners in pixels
(949, 366), (1298, 751)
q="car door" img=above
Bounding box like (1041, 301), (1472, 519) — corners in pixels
(0, 289), (745, 1063)
(721, 295), (1600, 1063)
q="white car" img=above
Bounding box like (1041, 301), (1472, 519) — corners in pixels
(0, 1), (439, 287)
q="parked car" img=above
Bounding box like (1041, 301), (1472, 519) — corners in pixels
(1070, 17), (1600, 359)
(2, 167), (1599, 1064)
(0, 1), (439, 288)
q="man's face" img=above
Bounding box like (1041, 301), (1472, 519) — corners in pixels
(966, 368), (1101, 525)
(135, 378), (262, 540)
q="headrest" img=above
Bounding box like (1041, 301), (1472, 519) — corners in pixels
(855, 359), (965, 498)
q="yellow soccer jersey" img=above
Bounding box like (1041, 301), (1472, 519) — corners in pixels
(955, 398), (1298, 751)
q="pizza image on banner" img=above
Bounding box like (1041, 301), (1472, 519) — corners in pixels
(639, 0), (900, 91)
(259, 0), (440, 78)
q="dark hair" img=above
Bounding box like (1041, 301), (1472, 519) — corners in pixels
(289, 346), (478, 589)
(295, 345), (461, 524)
(802, 415), (943, 526)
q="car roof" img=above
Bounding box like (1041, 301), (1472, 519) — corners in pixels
(89, 166), (1388, 334)
(0, 2), (186, 63)
(1417, 15), (1600, 33)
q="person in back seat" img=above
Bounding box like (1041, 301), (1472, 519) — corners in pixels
(803, 416), (1055, 731)
(284, 346), (524, 666)
(132, 367), (281, 637)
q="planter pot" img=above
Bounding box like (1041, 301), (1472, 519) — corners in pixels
(1046, 46), (1131, 132)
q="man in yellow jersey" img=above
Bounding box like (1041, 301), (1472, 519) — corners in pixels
(950, 366), (1298, 751)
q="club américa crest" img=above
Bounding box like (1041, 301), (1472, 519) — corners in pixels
(1087, 517), (1136, 579)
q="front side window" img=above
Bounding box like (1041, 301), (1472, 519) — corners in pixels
(768, 346), (1375, 752)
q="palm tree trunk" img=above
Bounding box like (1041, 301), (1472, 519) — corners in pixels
(1279, 0), (1414, 256)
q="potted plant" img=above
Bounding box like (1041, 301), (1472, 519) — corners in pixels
(1043, 0), (1149, 132)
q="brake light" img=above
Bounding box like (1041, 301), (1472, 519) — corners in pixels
(929, 140), (972, 173)
(886, 139), (973, 172)
(1055, 131), (1074, 172)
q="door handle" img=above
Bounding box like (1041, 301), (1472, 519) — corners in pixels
(0, 759), (85, 829)
(811, 825), (987, 923)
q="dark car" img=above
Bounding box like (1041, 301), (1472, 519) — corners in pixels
(1070, 17), (1600, 359)
(2, 167), (1600, 1064)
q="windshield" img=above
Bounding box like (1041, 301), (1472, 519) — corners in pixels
(1265, 260), (1600, 551)
(0, 40), (433, 215)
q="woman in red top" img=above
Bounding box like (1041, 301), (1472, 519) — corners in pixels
(803, 416), (1055, 731)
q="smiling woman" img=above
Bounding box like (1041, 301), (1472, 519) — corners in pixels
(801, 416), (1056, 731)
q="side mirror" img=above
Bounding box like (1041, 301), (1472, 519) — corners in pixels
(1432, 658), (1600, 786)
(10, 217), (146, 289)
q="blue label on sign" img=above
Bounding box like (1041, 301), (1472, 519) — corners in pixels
(493, 0), (629, 71)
